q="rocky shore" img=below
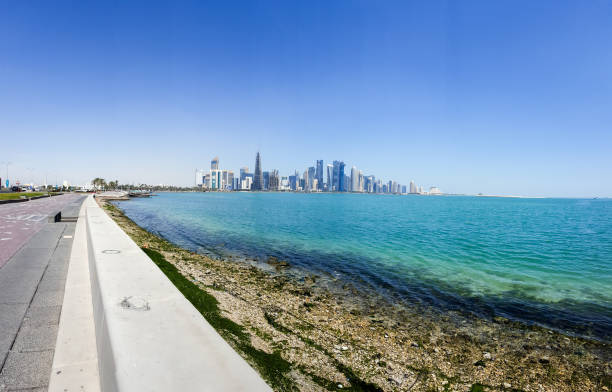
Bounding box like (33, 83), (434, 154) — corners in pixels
(99, 198), (610, 392)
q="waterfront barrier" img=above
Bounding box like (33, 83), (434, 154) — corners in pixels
(81, 196), (270, 391)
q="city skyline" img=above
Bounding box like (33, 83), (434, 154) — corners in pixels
(1, 1), (611, 197)
(195, 152), (439, 195)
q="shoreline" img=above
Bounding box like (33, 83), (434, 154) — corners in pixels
(98, 198), (610, 392)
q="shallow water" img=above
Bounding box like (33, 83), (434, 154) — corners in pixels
(114, 192), (612, 340)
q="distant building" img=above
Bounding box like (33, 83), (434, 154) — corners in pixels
(241, 177), (252, 190)
(195, 169), (205, 187)
(402, 185), (407, 194)
(240, 167), (249, 182)
(429, 186), (442, 195)
(269, 170), (279, 191)
(307, 166), (316, 191)
(263, 171), (270, 190)
(280, 176), (289, 190)
(211, 157), (219, 170)
(326, 164), (333, 191)
(252, 152), (263, 190)
(289, 174), (297, 191)
(315, 160), (324, 191)
(332, 161), (346, 192)
(350, 166), (359, 192)
(410, 180), (417, 194)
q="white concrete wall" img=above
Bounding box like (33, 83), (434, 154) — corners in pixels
(84, 196), (271, 392)
(49, 200), (100, 391)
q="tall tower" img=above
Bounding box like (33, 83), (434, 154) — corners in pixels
(252, 152), (263, 190)
(351, 166), (358, 192)
(211, 157), (219, 170)
(315, 160), (324, 190)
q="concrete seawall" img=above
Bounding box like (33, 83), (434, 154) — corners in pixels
(52, 196), (270, 391)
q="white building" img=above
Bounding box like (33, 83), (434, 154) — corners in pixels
(429, 186), (442, 195)
(241, 177), (252, 190)
(410, 180), (417, 194)
(351, 166), (359, 192)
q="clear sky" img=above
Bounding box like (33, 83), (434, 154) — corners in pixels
(1, 0), (611, 197)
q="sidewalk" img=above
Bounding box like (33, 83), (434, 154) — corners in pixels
(0, 199), (83, 391)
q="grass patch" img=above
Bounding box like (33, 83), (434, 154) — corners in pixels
(142, 247), (295, 391)
(0, 192), (46, 200)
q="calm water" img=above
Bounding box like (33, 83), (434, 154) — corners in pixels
(115, 193), (612, 340)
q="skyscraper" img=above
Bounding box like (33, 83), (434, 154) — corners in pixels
(240, 167), (249, 182)
(307, 166), (316, 191)
(338, 162), (346, 192)
(263, 171), (270, 190)
(332, 160), (345, 192)
(410, 180), (417, 194)
(269, 170), (279, 191)
(211, 157), (219, 170)
(326, 164), (333, 191)
(315, 160), (324, 190)
(252, 152), (263, 190)
(351, 166), (359, 192)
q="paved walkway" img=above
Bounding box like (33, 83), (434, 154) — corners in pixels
(0, 197), (85, 391)
(0, 194), (85, 268)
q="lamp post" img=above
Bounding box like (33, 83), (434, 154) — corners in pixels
(1, 161), (11, 189)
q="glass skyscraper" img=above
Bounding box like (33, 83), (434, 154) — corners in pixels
(252, 152), (263, 190)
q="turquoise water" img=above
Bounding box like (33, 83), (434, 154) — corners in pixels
(115, 193), (612, 340)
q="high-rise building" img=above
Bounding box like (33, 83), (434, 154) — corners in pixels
(240, 167), (249, 182)
(410, 180), (417, 194)
(358, 170), (364, 192)
(211, 157), (219, 170)
(195, 169), (205, 187)
(252, 152), (263, 191)
(269, 170), (279, 191)
(307, 166), (316, 191)
(227, 171), (234, 190)
(326, 164), (333, 191)
(402, 185), (407, 194)
(303, 170), (309, 192)
(263, 171), (270, 190)
(351, 166), (359, 192)
(333, 161), (346, 192)
(289, 174), (297, 191)
(241, 177), (252, 190)
(315, 160), (324, 190)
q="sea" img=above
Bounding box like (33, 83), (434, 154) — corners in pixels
(114, 192), (612, 340)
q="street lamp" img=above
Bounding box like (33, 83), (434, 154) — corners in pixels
(1, 161), (11, 189)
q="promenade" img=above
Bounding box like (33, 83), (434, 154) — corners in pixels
(0, 195), (270, 391)
(0, 194), (85, 391)
(0, 194), (84, 268)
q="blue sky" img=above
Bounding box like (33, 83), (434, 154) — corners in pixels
(1, 0), (611, 197)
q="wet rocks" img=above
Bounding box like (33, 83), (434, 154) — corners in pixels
(266, 256), (290, 270)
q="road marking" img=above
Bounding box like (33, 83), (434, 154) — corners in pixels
(63, 235), (73, 239)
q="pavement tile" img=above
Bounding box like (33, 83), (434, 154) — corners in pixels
(0, 350), (54, 390)
(35, 276), (66, 294)
(12, 324), (59, 352)
(0, 278), (40, 305)
(30, 290), (64, 308)
(23, 306), (61, 327)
